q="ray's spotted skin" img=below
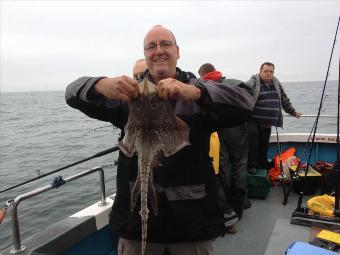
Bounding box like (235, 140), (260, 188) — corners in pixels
(118, 77), (190, 255)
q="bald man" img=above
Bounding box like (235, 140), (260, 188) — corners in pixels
(66, 25), (253, 255)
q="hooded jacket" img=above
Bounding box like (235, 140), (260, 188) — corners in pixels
(65, 68), (253, 243)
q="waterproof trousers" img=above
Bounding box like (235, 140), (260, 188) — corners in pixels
(218, 123), (248, 191)
(217, 123), (248, 218)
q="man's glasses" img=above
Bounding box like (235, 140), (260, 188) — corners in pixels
(144, 41), (175, 52)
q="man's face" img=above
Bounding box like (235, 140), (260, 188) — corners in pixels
(143, 27), (179, 83)
(259, 65), (274, 83)
(133, 60), (147, 80)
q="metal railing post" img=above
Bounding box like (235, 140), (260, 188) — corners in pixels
(10, 204), (24, 254)
(98, 168), (108, 206)
(8, 166), (108, 254)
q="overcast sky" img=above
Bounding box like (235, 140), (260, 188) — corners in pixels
(1, 1), (339, 92)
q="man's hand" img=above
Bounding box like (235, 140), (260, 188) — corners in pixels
(295, 112), (302, 119)
(94, 76), (139, 101)
(157, 78), (201, 100)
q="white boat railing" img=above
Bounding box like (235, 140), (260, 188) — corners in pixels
(9, 166), (108, 254)
(283, 114), (337, 118)
(269, 133), (337, 143)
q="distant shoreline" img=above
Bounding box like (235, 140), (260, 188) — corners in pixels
(283, 80), (337, 84)
(0, 80), (338, 94)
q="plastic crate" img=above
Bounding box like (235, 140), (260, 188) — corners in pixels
(285, 241), (338, 255)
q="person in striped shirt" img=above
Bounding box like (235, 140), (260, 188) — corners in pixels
(246, 62), (302, 174)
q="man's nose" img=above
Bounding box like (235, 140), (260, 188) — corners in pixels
(154, 44), (165, 54)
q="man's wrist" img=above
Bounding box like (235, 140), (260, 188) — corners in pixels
(190, 85), (201, 100)
(88, 77), (106, 100)
(193, 79), (207, 101)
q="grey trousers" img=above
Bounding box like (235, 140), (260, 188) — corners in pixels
(118, 238), (213, 255)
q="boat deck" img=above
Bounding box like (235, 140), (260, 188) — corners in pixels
(214, 185), (313, 255)
(3, 184), (339, 255)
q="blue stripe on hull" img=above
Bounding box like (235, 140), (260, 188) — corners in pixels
(268, 142), (337, 164)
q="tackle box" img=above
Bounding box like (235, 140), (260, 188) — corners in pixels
(246, 168), (271, 199)
(289, 165), (322, 195)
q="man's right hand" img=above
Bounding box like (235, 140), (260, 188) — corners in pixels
(94, 76), (139, 101)
(294, 112), (302, 119)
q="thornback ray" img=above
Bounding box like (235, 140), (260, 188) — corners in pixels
(118, 77), (190, 255)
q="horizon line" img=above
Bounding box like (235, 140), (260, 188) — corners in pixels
(0, 80), (338, 94)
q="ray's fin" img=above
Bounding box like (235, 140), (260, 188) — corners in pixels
(148, 176), (158, 215)
(162, 116), (191, 157)
(118, 139), (135, 157)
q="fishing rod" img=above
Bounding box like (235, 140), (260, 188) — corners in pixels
(0, 145), (119, 194)
(291, 17), (340, 227)
(275, 126), (291, 205)
(334, 50), (340, 216)
(301, 16), (340, 192)
(289, 94), (331, 165)
(281, 113), (318, 205)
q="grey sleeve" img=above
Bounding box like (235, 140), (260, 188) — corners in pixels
(190, 78), (253, 111)
(244, 77), (257, 109)
(279, 83), (296, 115)
(65, 76), (126, 126)
(188, 78), (254, 128)
(65, 76), (105, 104)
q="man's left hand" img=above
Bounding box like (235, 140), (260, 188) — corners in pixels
(157, 78), (201, 100)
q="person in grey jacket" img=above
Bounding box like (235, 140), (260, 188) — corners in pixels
(65, 25), (253, 255)
(246, 62), (302, 174)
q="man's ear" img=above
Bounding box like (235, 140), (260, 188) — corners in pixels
(177, 47), (180, 60)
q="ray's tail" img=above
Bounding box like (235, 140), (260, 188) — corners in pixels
(140, 199), (148, 255)
(139, 159), (150, 255)
(131, 154), (158, 255)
